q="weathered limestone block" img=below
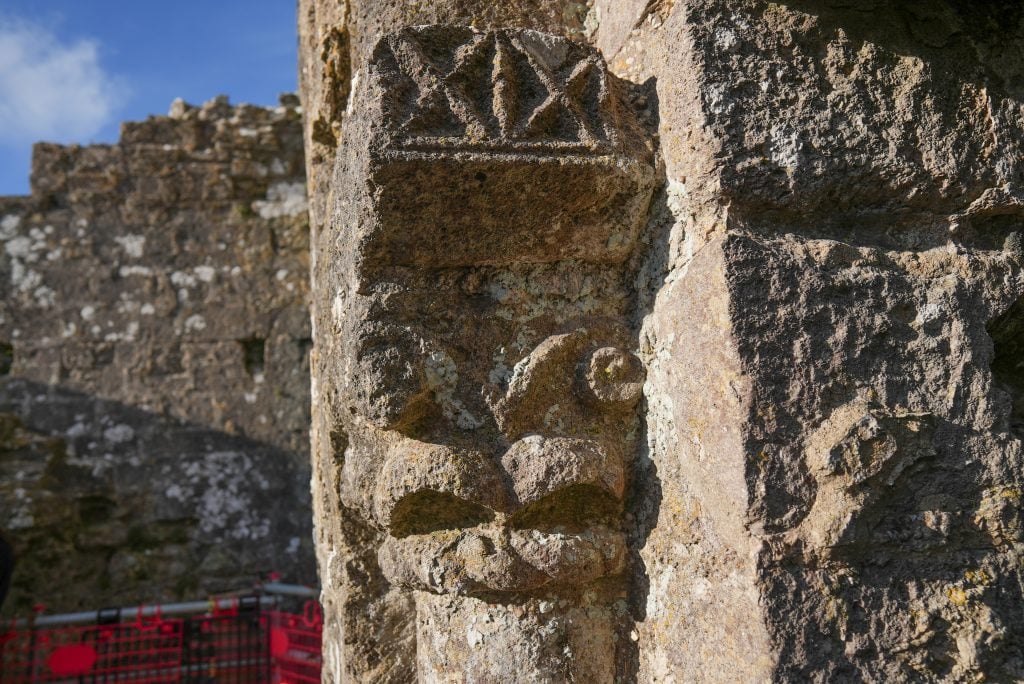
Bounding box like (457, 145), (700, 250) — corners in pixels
(312, 25), (655, 681)
(601, 1), (1024, 681)
(298, 0), (594, 249)
(722, 235), (1024, 681)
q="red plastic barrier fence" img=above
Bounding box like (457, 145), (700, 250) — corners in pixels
(0, 598), (322, 683)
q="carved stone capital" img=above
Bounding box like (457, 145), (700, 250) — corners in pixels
(315, 25), (655, 681)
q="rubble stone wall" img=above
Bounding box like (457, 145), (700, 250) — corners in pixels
(0, 96), (316, 616)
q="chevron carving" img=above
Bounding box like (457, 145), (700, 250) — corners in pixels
(373, 27), (620, 153)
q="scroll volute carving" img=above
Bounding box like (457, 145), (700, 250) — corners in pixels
(323, 24), (655, 680)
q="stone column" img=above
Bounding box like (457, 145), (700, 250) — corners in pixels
(299, 6), (594, 681)
(303, 17), (655, 681)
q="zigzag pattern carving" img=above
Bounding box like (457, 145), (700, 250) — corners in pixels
(374, 27), (620, 153)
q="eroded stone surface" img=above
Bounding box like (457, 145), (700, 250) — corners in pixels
(606, 2), (1024, 681)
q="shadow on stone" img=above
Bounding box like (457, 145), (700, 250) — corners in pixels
(0, 377), (315, 618)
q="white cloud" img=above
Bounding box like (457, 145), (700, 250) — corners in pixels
(0, 17), (124, 145)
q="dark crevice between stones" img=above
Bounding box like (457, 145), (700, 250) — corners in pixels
(0, 342), (12, 376)
(77, 495), (118, 526)
(329, 428), (348, 470)
(329, 427), (349, 501)
(988, 295), (1024, 437)
(239, 337), (266, 376)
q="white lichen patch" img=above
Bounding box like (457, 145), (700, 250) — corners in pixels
(4, 235), (34, 260)
(184, 314), (207, 332)
(33, 286), (55, 308)
(489, 347), (512, 387)
(104, 321), (139, 342)
(486, 263), (622, 323)
(768, 123), (803, 172)
(103, 424), (135, 444)
(332, 290), (347, 326)
(252, 181), (308, 219)
(425, 350), (483, 429)
(0, 214), (21, 236)
(180, 451), (273, 540)
(644, 559), (677, 620)
(171, 271), (198, 288)
(114, 234), (146, 258)
(714, 26), (740, 52)
(9, 510), (34, 530)
(2, 219), (57, 303)
(194, 265), (216, 283)
(118, 265), (153, 278)
(542, 403), (566, 433)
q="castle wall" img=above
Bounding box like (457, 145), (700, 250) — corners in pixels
(0, 95), (316, 616)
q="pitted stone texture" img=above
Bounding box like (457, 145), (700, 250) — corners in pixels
(414, 591), (626, 684)
(583, 1), (1024, 681)
(728, 234), (1024, 682)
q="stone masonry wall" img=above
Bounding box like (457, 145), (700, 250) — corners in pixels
(0, 95), (316, 617)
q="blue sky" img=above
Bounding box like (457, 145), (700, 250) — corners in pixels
(0, 1), (297, 195)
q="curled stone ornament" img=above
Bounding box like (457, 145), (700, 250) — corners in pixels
(313, 24), (655, 681)
(582, 346), (646, 408)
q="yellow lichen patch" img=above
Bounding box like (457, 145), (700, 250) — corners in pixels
(946, 586), (969, 607)
(686, 417), (706, 440)
(964, 569), (992, 587)
(998, 487), (1021, 501)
